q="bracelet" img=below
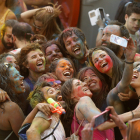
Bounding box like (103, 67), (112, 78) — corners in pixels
(131, 111), (134, 119)
(124, 60), (134, 64)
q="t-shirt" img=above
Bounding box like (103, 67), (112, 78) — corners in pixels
(129, 31), (140, 53)
(35, 111), (66, 140)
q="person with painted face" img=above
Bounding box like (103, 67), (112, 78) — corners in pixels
(19, 43), (46, 91)
(77, 67), (109, 111)
(58, 27), (89, 72)
(23, 82), (66, 140)
(0, 63), (55, 139)
(42, 40), (65, 72)
(0, 19), (18, 54)
(49, 58), (75, 84)
(89, 38), (138, 112)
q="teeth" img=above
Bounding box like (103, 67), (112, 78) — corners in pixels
(74, 48), (79, 51)
(133, 75), (138, 78)
(63, 72), (70, 76)
(101, 63), (107, 68)
(53, 58), (59, 61)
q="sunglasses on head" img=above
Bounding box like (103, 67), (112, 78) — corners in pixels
(47, 80), (61, 86)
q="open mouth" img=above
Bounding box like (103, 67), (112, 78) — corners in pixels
(73, 47), (81, 54)
(89, 82), (96, 87)
(37, 61), (43, 67)
(52, 58), (59, 62)
(101, 62), (108, 68)
(20, 81), (25, 89)
(132, 74), (138, 79)
(63, 71), (71, 77)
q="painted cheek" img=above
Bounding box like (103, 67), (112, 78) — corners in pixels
(29, 61), (37, 71)
(106, 55), (113, 70)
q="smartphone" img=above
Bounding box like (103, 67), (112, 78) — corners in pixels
(110, 34), (128, 48)
(99, 8), (105, 20)
(94, 109), (111, 128)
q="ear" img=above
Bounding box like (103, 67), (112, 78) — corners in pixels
(125, 14), (128, 21)
(12, 35), (16, 42)
(23, 62), (29, 69)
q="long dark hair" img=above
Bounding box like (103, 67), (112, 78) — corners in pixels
(89, 46), (124, 89)
(0, 64), (20, 111)
(61, 78), (76, 137)
(77, 67), (109, 109)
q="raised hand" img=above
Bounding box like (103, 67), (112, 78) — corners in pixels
(0, 88), (11, 102)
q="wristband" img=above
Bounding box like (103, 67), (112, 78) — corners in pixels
(131, 111), (134, 119)
(98, 27), (104, 32)
(124, 60), (134, 64)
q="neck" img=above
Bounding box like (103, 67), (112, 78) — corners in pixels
(135, 88), (140, 97)
(28, 70), (44, 84)
(0, 3), (6, 13)
(79, 49), (89, 64)
(15, 40), (30, 49)
(106, 69), (112, 78)
(124, 23), (135, 35)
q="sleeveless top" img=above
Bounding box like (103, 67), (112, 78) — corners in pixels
(0, 9), (11, 33)
(71, 109), (115, 140)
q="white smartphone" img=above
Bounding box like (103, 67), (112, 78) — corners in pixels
(88, 7), (105, 26)
(110, 34), (128, 48)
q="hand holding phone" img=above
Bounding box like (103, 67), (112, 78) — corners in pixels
(110, 34), (128, 47)
(94, 109), (111, 128)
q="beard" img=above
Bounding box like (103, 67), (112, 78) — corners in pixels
(2, 37), (14, 50)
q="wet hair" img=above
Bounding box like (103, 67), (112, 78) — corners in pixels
(0, 64), (20, 111)
(77, 67), (109, 109)
(12, 22), (33, 41)
(61, 78), (76, 136)
(33, 3), (61, 40)
(49, 57), (76, 77)
(19, 43), (43, 78)
(126, 2), (140, 17)
(1, 19), (18, 38)
(58, 27), (88, 58)
(42, 39), (66, 57)
(108, 20), (130, 38)
(0, 53), (16, 64)
(28, 82), (51, 108)
(89, 46), (124, 89)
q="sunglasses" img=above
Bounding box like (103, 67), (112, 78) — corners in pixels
(133, 66), (140, 72)
(32, 22), (43, 30)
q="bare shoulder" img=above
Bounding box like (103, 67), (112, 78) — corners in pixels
(5, 101), (21, 112)
(79, 96), (92, 102)
(6, 10), (17, 20)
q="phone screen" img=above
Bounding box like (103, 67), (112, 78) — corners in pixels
(94, 110), (111, 128)
(99, 9), (104, 20)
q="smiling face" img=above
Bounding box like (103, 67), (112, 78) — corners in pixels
(41, 86), (63, 104)
(45, 44), (63, 64)
(125, 13), (140, 35)
(55, 59), (74, 82)
(92, 50), (113, 76)
(101, 25), (121, 46)
(9, 67), (25, 94)
(26, 49), (45, 73)
(130, 66), (140, 89)
(83, 69), (102, 94)
(71, 79), (92, 100)
(63, 33), (86, 60)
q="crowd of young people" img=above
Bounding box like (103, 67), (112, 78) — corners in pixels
(0, 1), (140, 140)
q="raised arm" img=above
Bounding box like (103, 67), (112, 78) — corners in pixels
(20, 6), (53, 24)
(23, 0), (51, 6)
(107, 38), (137, 114)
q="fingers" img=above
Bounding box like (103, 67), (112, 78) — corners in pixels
(45, 6), (54, 13)
(118, 93), (130, 101)
(0, 90), (10, 102)
(106, 106), (117, 116)
(5, 94), (11, 101)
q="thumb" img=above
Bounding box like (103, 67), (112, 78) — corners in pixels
(6, 94), (11, 101)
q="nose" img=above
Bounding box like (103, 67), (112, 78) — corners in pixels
(65, 65), (70, 70)
(20, 75), (24, 80)
(87, 77), (92, 83)
(101, 34), (106, 42)
(71, 41), (76, 47)
(52, 51), (57, 56)
(9, 37), (13, 43)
